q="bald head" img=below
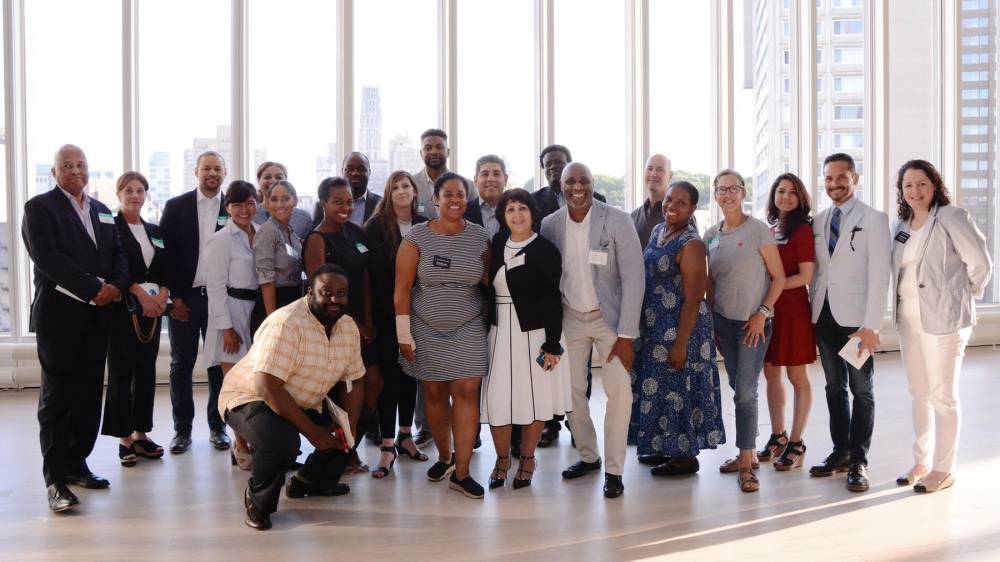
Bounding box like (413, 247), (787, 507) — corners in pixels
(561, 162), (594, 215)
(52, 144), (89, 198)
(644, 154), (673, 203)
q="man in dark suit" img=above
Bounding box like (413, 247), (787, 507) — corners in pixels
(533, 144), (606, 219)
(22, 144), (129, 512)
(464, 154), (508, 238)
(311, 151), (382, 228)
(159, 151), (230, 454)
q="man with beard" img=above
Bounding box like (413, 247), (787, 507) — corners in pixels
(533, 144), (606, 218)
(630, 154), (674, 248)
(220, 264), (365, 530)
(312, 152), (382, 227)
(465, 154), (508, 238)
(159, 151), (230, 454)
(412, 128), (475, 220)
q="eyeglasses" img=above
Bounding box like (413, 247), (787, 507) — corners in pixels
(715, 185), (744, 194)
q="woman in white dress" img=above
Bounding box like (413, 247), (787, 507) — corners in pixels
(482, 188), (571, 490)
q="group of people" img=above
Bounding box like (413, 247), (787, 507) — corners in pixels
(23, 132), (991, 532)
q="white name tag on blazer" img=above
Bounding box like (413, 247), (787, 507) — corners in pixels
(588, 250), (609, 266)
(97, 212), (115, 224)
(151, 237), (165, 249)
(506, 254), (526, 270)
(217, 216), (227, 227)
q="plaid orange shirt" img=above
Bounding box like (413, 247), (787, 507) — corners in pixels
(218, 297), (365, 416)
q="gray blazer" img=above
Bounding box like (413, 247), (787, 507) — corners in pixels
(890, 205), (992, 334)
(810, 197), (891, 330)
(540, 200), (645, 338)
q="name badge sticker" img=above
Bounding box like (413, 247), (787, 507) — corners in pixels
(354, 242), (369, 253)
(707, 237), (720, 252)
(506, 254), (526, 270)
(432, 255), (452, 269)
(217, 216), (228, 227)
(151, 237), (165, 249)
(894, 231), (911, 244)
(588, 250), (609, 266)
(97, 212), (115, 225)
(417, 204), (426, 213)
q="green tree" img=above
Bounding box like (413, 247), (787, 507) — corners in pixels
(593, 175), (625, 208)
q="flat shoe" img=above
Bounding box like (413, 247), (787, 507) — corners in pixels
(133, 439), (164, 459)
(914, 474), (954, 493)
(896, 466), (929, 486)
(720, 456), (758, 473)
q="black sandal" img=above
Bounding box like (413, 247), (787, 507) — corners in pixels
(395, 431), (429, 462)
(773, 440), (806, 471)
(133, 438), (164, 459)
(512, 456), (536, 489)
(371, 446), (397, 479)
(489, 456), (511, 489)
(757, 431), (788, 461)
(119, 444), (137, 467)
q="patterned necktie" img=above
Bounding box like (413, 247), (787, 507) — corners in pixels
(828, 207), (841, 256)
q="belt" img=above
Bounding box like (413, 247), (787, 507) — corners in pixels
(227, 287), (258, 301)
(192, 286), (208, 296)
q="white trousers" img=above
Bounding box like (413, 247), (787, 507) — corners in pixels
(897, 299), (970, 474)
(563, 307), (634, 476)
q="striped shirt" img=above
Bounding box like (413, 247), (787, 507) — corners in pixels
(218, 297), (365, 415)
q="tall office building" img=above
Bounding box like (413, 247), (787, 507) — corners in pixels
(147, 151), (171, 213)
(359, 86), (383, 160)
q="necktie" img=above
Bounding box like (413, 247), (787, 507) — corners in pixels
(828, 207), (841, 256)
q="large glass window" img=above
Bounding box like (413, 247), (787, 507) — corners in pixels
(0, 20), (8, 334)
(649, 0), (713, 225)
(354, 0), (437, 196)
(138, 0), (231, 220)
(456, 0), (535, 189)
(248, 0), (336, 211)
(553, 0), (627, 209)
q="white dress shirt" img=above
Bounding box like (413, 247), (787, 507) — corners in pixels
(58, 186), (96, 246)
(562, 208), (600, 313)
(480, 198), (500, 238)
(192, 188), (223, 288)
(205, 219), (259, 330)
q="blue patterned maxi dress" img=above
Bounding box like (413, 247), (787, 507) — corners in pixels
(629, 223), (726, 458)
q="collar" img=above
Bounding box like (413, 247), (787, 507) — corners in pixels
(299, 297), (350, 338)
(57, 185), (88, 210)
(644, 198), (663, 212)
(833, 195), (859, 215)
(196, 188), (222, 205)
(224, 217), (259, 236)
(353, 190), (368, 203)
(479, 197), (498, 211)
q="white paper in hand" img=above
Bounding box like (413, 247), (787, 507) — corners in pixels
(838, 336), (871, 370)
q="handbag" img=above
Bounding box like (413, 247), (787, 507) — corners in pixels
(124, 283), (170, 344)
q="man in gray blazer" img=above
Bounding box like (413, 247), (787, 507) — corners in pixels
(540, 162), (645, 498)
(808, 153), (891, 492)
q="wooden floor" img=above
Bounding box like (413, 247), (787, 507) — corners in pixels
(2, 348), (1000, 561)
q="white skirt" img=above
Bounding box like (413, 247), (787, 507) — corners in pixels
(204, 297), (256, 368)
(480, 297), (572, 426)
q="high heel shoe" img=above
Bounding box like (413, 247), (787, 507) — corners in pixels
(512, 456), (536, 490)
(394, 431), (429, 462)
(489, 456), (511, 489)
(231, 448), (253, 471)
(371, 446), (398, 479)
(773, 440), (806, 471)
(757, 431), (788, 461)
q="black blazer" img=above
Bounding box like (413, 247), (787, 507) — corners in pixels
(533, 186), (606, 218)
(464, 199), (485, 226)
(487, 231), (563, 354)
(114, 213), (168, 288)
(362, 213), (429, 323)
(312, 190), (382, 229)
(21, 187), (129, 334)
(159, 190), (226, 300)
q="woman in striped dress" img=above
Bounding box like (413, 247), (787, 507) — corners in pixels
(394, 172), (490, 500)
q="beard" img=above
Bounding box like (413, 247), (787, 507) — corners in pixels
(308, 295), (344, 327)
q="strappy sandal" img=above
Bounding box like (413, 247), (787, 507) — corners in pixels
(133, 438), (164, 459)
(395, 431), (429, 462)
(757, 431), (788, 461)
(738, 466), (760, 493)
(513, 456), (536, 490)
(489, 456), (511, 489)
(371, 446), (398, 479)
(119, 444), (137, 467)
(720, 455), (759, 473)
(773, 440), (807, 471)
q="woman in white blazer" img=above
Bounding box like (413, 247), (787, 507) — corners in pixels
(890, 159), (991, 493)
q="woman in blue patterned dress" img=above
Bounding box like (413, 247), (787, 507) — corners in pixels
(632, 181), (726, 476)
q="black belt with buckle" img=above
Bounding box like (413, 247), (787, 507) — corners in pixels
(227, 287), (258, 301)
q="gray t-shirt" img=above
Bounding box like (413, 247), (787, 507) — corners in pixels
(704, 216), (775, 321)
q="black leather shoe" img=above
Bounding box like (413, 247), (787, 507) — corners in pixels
(47, 483), (79, 512)
(846, 462), (870, 492)
(538, 422), (560, 448)
(651, 456), (700, 476)
(603, 474), (624, 498)
(637, 454), (670, 466)
(170, 432), (192, 454)
(284, 475), (350, 498)
(244, 488), (272, 530)
(562, 459), (602, 479)
(209, 429), (231, 450)
(66, 470), (110, 489)
(809, 452), (850, 477)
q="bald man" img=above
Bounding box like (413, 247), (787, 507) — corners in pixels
(630, 154), (673, 248)
(22, 145), (129, 512)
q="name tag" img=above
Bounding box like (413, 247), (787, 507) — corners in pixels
(217, 216), (228, 227)
(354, 242), (368, 253)
(151, 237), (165, 249)
(97, 212), (114, 224)
(285, 243), (299, 258)
(506, 254), (526, 270)
(894, 231), (910, 244)
(417, 204), (426, 213)
(707, 237), (720, 252)
(588, 250), (608, 266)
(432, 255), (451, 269)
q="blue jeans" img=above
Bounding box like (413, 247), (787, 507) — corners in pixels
(167, 290), (225, 433)
(713, 313), (771, 451)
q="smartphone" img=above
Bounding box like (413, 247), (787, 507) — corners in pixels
(536, 351), (546, 368)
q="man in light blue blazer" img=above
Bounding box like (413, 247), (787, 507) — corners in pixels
(540, 162), (645, 499)
(808, 153), (891, 492)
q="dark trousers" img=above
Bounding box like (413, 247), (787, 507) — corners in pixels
(815, 300), (875, 464)
(102, 303), (160, 438)
(167, 290), (224, 433)
(36, 316), (109, 486)
(226, 401), (350, 515)
(376, 354), (417, 438)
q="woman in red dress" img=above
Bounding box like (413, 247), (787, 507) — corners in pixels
(760, 173), (816, 470)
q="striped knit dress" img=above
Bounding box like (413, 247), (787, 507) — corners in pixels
(401, 221), (490, 381)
